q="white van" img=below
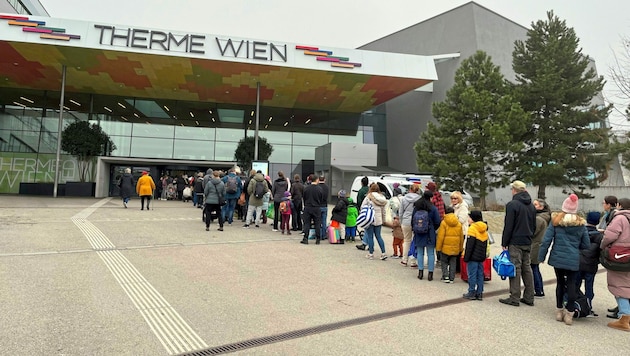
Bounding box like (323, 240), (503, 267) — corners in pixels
(349, 174), (474, 207)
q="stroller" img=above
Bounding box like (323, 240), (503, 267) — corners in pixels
(166, 183), (176, 200)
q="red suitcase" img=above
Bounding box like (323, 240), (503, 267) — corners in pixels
(460, 256), (492, 281)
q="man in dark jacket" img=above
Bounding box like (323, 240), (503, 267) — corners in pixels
(290, 174), (305, 231)
(499, 180), (537, 307)
(300, 175), (324, 245)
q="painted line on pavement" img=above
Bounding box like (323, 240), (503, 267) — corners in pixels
(71, 198), (208, 355)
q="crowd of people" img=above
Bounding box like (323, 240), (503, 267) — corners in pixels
(117, 168), (630, 332)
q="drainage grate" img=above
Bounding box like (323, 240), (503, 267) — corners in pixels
(177, 286), (520, 356)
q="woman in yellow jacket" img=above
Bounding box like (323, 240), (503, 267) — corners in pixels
(436, 206), (464, 283)
(136, 171), (156, 211)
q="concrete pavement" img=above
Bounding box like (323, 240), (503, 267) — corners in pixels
(0, 196), (627, 355)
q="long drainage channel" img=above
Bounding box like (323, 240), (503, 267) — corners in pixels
(178, 278), (560, 355)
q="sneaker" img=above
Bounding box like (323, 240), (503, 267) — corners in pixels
(442, 279), (450, 284)
(205, 227), (209, 231)
(272, 229), (279, 232)
(400, 260), (408, 266)
(390, 254), (400, 259)
(534, 292), (545, 298)
(366, 254), (374, 260)
(281, 230), (285, 234)
(255, 225), (260, 228)
(300, 239), (308, 245)
(242, 224), (250, 228)
(356, 244), (366, 251)
(476, 293), (483, 301)
(380, 254), (388, 261)
(409, 263), (418, 268)
(520, 298), (534, 306)
(448, 280), (454, 284)
(499, 298), (520, 307)
(287, 231), (292, 235)
(123, 202), (127, 208)
(463, 292), (476, 300)
(218, 227), (223, 231)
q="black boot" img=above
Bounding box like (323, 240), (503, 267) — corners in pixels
(300, 238), (308, 245)
(428, 272), (434, 281)
(417, 270), (423, 280)
(315, 238), (320, 245)
(356, 243), (366, 250)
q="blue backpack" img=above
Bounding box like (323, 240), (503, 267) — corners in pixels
(412, 209), (430, 234)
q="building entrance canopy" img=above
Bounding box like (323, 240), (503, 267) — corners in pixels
(0, 13), (437, 129)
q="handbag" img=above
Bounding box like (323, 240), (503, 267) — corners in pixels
(213, 182), (226, 206)
(600, 244), (630, 272)
(492, 250), (516, 280)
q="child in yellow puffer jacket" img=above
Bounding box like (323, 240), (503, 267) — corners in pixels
(436, 206), (464, 283)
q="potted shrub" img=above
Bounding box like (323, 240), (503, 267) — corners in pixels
(61, 121), (116, 196)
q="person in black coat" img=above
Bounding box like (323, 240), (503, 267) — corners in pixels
(118, 167), (135, 208)
(331, 189), (349, 241)
(576, 211), (603, 307)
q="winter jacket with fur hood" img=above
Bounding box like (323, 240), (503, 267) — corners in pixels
(436, 213), (464, 257)
(362, 192), (387, 226)
(600, 209), (630, 298)
(538, 212), (589, 271)
(464, 221), (488, 263)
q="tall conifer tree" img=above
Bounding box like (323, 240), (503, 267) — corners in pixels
(415, 51), (528, 209)
(511, 11), (611, 198)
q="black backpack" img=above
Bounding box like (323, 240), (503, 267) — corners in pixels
(226, 176), (238, 194)
(254, 180), (265, 199)
(564, 290), (593, 318)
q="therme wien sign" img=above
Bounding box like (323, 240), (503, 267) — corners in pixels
(93, 25), (288, 62)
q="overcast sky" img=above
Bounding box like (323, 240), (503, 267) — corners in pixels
(40, 0), (630, 129)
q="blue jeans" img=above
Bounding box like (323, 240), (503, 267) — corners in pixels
(531, 264), (544, 295)
(467, 261), (484, 295)
(221, 198), (237, 223)
(617, 297), (630, 316)
(576, 271), (595, 303)
(365, 225), (385, 254)
(416, 245), (435, 271)
(320, 207), (328, 238)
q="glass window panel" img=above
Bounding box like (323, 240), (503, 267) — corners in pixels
(109, 135), (131, 157)
(132, 123), (174, 138)
(97, 120), (132, 136)
(293, 132), (328, 146)
(268, 144), (291, 164)
(38, 130), (58, 153)
(174, 139), (215, 160)
(291, 145), (315, 164)
(260, 130), (292, 144)
(216, 128), (244, 142)
(214, 141), (238, 161)
(328, 133), (362, 143)
(175, 126), (215, 140)
(130, 137), (173, 158)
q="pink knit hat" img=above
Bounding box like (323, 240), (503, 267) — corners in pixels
(561, 194), (578, 214)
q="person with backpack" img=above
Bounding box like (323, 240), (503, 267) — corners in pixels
(271, 171), (289, 232)
(203, 170), (226, 232)
(345, 197), (359, 242)
(331, 190), (349, 241)
(290, 174), (304, 232)
(279, 191), (293, 234)
(300, 175), (324, 245)
(538, 194), (590, 325)
(243, 170), (268, 228)
(355, 177), (370, 251)
(362, 183), (388, 260)
(412, 190), (441, 280)
(221, 168), (242, 225)
(399, 183), (422, 267)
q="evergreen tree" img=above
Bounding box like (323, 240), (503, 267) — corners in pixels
(234, 136), (273, 171)
(415, 51), (528, 209)
(512, 11), (612, 199)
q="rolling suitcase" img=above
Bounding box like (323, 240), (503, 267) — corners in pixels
(460, 256), (492, 282)
(327, 225), (342, 244)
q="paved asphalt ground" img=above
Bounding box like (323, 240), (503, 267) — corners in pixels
(0, 196), (627, 355)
